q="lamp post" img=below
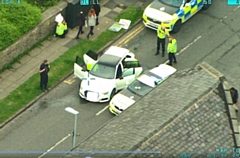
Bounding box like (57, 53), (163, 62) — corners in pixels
(65, 107), (79, 148)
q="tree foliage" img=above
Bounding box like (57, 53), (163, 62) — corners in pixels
(0, 2), (41, 51)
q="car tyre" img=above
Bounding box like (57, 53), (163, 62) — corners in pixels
(172, 20), (181, 33)
(202, 3), (210, 10)
(110, 89), (116, 99)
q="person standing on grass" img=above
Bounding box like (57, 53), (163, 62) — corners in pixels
(86, 8), (97, 39)
(39, 60), (50, 92)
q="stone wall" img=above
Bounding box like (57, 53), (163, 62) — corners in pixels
(0, 1), (68, 70)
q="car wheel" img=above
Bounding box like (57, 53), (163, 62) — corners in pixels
(172, 20), (181, 33)
(110, 89), (116, 99)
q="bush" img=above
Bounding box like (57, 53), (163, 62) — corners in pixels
(0, 1), (41, 51)
(26, 0), (61, 12)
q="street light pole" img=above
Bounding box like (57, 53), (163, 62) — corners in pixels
(65, 107), (79, 148)
(73, 112), (78, 148)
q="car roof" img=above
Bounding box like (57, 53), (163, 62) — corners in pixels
(150, 64), (177, 79)
(137, 64), (177, 87)
(137, 74), (157, 88)
(104, 46), (130, 58)
(98, 54), (122, 67)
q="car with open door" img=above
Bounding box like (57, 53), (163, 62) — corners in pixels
(74, 46), (143, 102)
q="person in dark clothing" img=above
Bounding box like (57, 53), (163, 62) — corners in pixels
(39, 60), (50, 92)
(230, 87), (239, 112)
(76, 11), (85, 39)
(93, 4), (100, 25)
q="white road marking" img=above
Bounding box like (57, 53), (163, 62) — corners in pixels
(38, 134), (71, 158)
(234, 6), (240, 11)
(176, 36), (201, 55)
(96, 105), (109, 116)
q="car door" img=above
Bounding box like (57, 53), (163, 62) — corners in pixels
(182, 0), (191, 22)
(115, 65), (136, 91)
(123, 58), (143, 78)
(190, 0), (199, 15)
(74, 56), (87, 80)
(83, 50), (98, 66)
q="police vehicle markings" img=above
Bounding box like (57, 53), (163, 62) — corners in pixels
(40, 5), (240, 156)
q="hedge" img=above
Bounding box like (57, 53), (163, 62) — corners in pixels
(0, 1), (41, 51)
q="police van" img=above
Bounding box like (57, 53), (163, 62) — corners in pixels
(142, 0), (211, 33)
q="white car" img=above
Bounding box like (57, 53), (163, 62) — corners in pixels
(109, 64), (177, 115)
(74, 46), (143, 102)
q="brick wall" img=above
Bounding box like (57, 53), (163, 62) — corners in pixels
(0, 1), (68, 70)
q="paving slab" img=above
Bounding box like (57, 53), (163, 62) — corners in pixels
(53, 46), (69, 58)
(29, 47), (42, 57)
(4, 71), (23, 83)
(40, 40), (52, 48)
(99, 7), (111, 17)
(104, 0), (117, 9)
(105, 10), (119, 19)
(53, 37), (73, 46)
(0, 80), (12, 90)
(113, 7), (123, 13)
(64, 39), (79, 48)
(19, 55), (33, 65)
(0, 69), (14, 79)
(12, 62), (23, 70)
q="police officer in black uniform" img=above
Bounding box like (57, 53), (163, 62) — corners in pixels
(39, 60), (50, 92)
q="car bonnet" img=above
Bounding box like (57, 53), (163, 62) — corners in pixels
(111, 93), (136, 110)
(81, 74), (114, 93)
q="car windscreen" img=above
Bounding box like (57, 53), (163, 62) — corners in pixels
(89, 63), (116, 79)
(128, 80), (153, 97)
(158, 0), (183, 7)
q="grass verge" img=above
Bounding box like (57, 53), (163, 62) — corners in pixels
(0, 7), (143, 124)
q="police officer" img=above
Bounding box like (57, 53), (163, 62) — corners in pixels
(167, 36), (177, 66)
(55, 20), (68, 38)
(86, 62), (94, 71)
(39, 60), (50, 92)
(155, 25), (169, 57)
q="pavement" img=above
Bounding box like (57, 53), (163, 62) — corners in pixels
(0, 0), (150, 100)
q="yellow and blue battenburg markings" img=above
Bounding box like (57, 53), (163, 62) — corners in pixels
(174, 0), (204, 22)
(228, 0), (240, 5)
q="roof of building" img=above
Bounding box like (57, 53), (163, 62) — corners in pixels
(63, 62), (236, 158)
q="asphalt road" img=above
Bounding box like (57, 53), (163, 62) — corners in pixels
(1, 1), (240, 157)
(0, 77), (114, 157)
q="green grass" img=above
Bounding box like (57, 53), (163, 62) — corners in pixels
(0, 7), (143, 124)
